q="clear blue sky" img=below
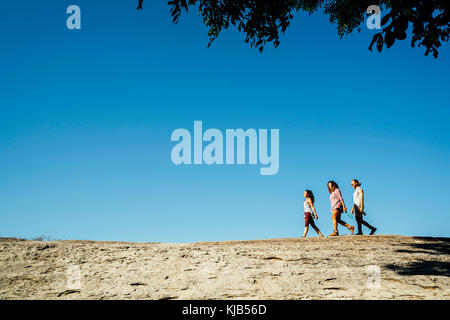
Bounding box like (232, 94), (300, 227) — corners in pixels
(1, 1), (449, 242)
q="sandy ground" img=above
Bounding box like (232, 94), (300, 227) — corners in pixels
(0, 235), (448, 300)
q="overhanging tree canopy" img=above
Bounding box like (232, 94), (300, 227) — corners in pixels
(136, 0), (449, 58)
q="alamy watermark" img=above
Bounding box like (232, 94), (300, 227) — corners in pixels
(170, 121), (279, 175)
(66, 5), (81, 30)
(366, 265), (381, 289)
(365, 251), (381, 289)
(67, 265), (81, 290)
(367, 5), (381, 30)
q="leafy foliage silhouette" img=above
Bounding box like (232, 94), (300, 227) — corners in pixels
(136, 1), (449, 57)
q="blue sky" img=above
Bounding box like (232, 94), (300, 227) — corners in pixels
(0, 1), (449, 242)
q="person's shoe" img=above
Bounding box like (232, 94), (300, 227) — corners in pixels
(349, 226), (355, 235)
(370, 228), (377, 235)
(329, 232), (339, 236)
(355, 232), (363, 235)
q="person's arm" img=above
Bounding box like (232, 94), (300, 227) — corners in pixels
(359, 187), (364, 211)
(338, 189), (347, 212)
(308, 198), (318, 219)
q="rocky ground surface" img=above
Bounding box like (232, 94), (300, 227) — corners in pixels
(0, 235), (448, 299)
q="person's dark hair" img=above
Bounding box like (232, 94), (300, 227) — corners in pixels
(305, 190), (314, 204)
(327, 181), (339, 193)
(352, 179), (361, 186)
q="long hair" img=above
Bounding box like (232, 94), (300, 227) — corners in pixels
(352, 179), (361, 186)
(305, 190), (314, 204)
(327, 181), (339, 193)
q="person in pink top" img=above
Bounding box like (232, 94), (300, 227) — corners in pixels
(327, 181), (354, 236)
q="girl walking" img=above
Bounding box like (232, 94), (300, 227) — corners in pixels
(328, 181), (354, 236)
(351, 179), (377, 235)
(302, 190), (323, 238)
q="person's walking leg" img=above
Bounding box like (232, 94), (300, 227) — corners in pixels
(313, 226), (323, 237)
(302, 226), (309, 238)
(361, 219), (375, 231)
(330, 210), (339, 236)
(357, 205), (376, 234)
(354, 206), (363, 234)
(355, 213), (363, 234)
(303, 213), (311, 237)
(363, 218), (377, 235)
(309, 216), (323, 237)
(337, 215), (354, 234)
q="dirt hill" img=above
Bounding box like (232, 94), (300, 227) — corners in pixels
(0, 235), (448, 299)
